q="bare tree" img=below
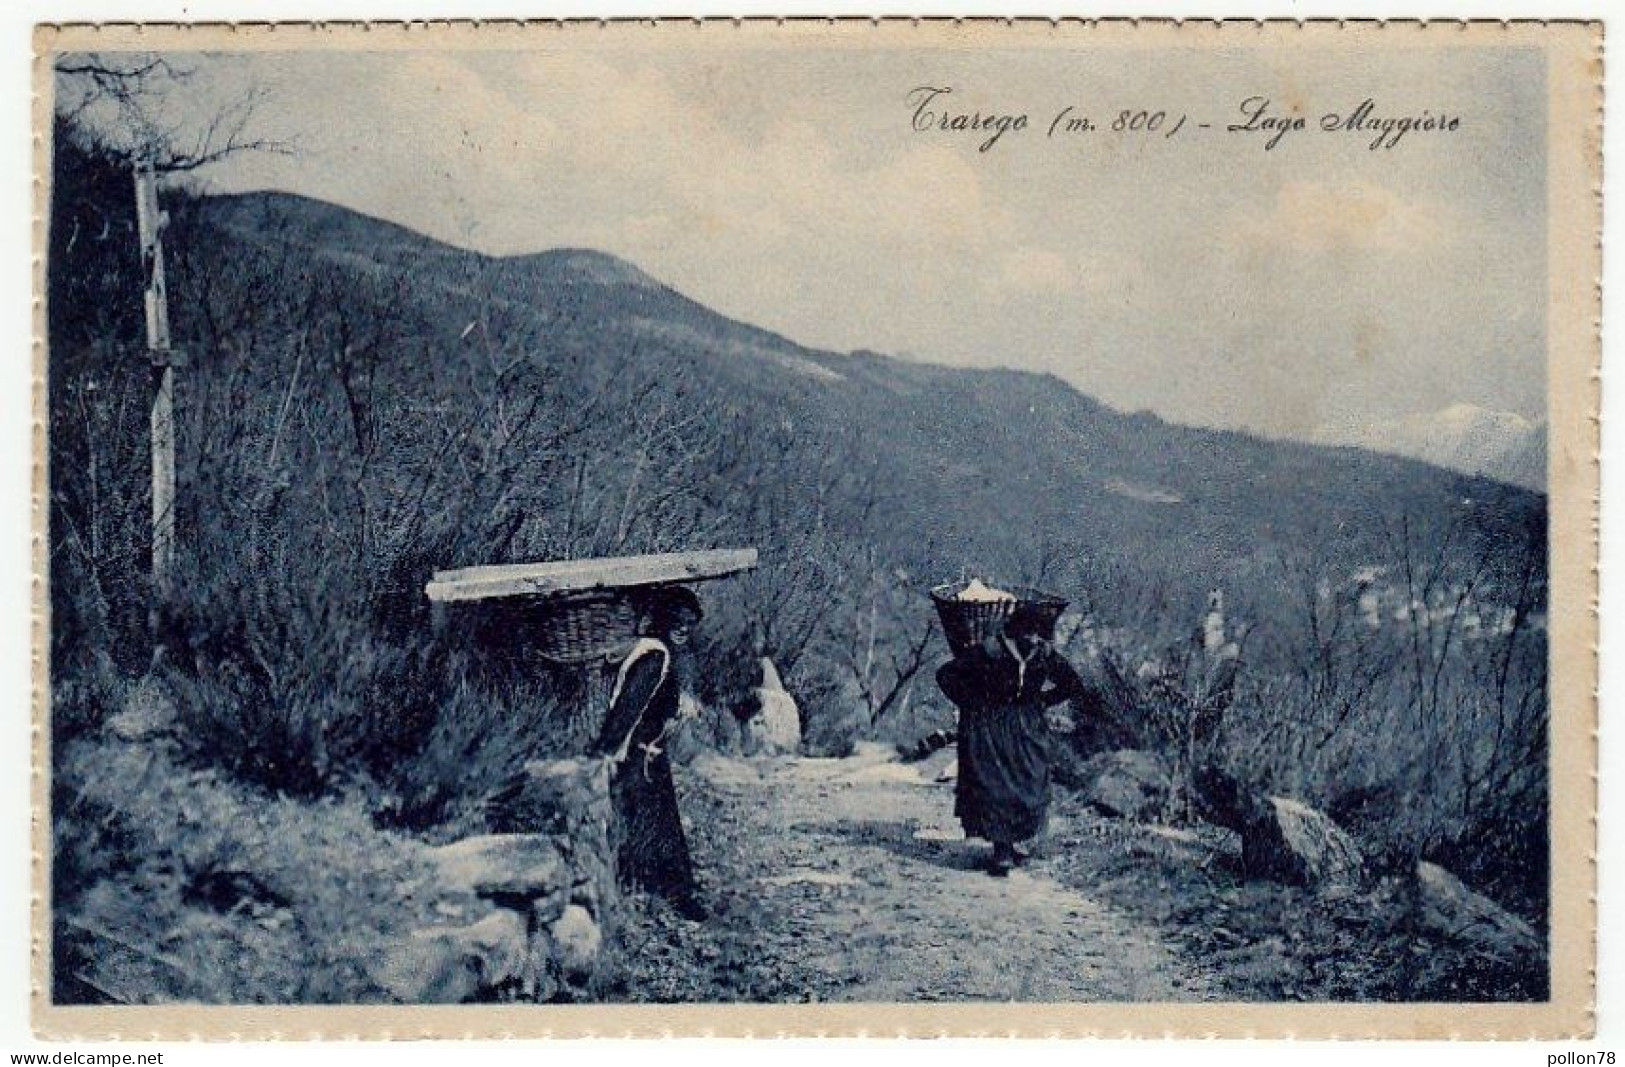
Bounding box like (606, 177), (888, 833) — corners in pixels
(55, 53), (291, 171)
(1098, 610), (1247, 820)
(825, 548), (941, 730)
(1241, 543), (1401, 795)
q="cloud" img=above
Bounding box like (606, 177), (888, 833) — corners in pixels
(425, 52), (1013, 262)
(987, 247), (1073, 296)
(1225, 180), (1454, 254)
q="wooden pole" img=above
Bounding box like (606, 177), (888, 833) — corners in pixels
(134, 163), (177, 598)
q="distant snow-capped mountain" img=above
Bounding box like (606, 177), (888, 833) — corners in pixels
(1315, 403), (1546, 492)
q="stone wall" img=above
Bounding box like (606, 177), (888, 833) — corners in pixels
(380, 757), (620, 1003)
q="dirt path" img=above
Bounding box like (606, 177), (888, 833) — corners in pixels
(675, 745), (1213, 1002)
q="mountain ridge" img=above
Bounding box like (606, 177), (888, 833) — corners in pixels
(179, 190), (1544, 628)
(1316, 403), (1546, 492)
(210, 190), (1545, 496)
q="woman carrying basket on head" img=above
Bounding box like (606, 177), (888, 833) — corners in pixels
(590, 586), (708, 921)
(935, 591), (1092, 877)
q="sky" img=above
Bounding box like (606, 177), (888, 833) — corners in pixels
(57, 40), (1548, 443)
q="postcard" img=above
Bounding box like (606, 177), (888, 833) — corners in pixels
(32, 19), (1600, 1038)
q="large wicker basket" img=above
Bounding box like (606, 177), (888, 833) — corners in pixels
(532, 591), (642, 665)
(930, 581), (1069, 655)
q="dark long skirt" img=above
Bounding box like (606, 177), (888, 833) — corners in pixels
(610, 749), (697, 899)
(955, 701), (1051, 842)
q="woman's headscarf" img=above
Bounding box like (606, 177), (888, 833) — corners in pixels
(636, 586), (703, 636)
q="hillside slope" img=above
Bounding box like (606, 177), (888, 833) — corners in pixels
(187, 190), (1544, 617)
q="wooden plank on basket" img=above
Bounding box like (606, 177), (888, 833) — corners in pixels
(425, 548), (758, 603)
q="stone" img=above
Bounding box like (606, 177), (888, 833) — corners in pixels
(900, 728), (957, 762)
(1414, 861), (1543, 961)
(549, 904), (603, 981)
(1189, 764), (1365, 889)
(1241, 796), (1365, 888)
(1071, 749), (1172, 820)
(479, 758), (619, 967)
(429, 834), (566, 911)
(742, 657), (801, 756)
(380, 909), (528, 1004)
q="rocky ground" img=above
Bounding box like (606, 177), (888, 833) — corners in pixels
(54, 721), (1544, 1006)
(609, 744), (1212, 1003)
(608, 744), (1546, 1004)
